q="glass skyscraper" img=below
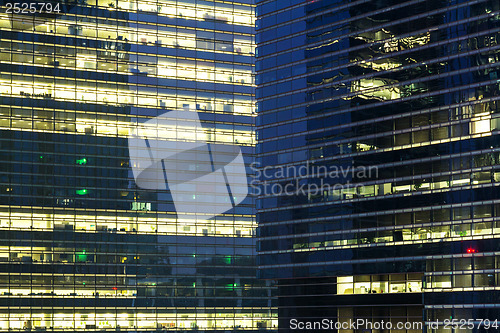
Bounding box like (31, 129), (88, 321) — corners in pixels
(0, 0), (276, 331)
(256, 0), (500, 331)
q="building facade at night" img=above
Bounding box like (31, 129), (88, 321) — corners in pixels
(0, 0), (276, 330)
(256, 0), (500, 331)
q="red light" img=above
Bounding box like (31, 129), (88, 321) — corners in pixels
(112, 287), (117, 290)
(467, 248), (477, 253)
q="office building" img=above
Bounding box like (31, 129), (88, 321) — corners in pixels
(256, 0), (500, 330)
(0, 0), (276, 330)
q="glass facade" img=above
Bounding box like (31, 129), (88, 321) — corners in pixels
(256, 0), (500, 331)
(0, 0), (276, 331)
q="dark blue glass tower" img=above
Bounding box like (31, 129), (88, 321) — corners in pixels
(256, 0), (500, 331)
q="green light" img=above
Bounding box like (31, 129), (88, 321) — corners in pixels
(224, 256), (232, 264)
(76, 189), (88, 195)
(77, 254), (87, 262)
(39, 155), (44, 159)
(76, 251), (88, 262)
(76, 158), (87, 165)
(225, 283), (238, 291)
